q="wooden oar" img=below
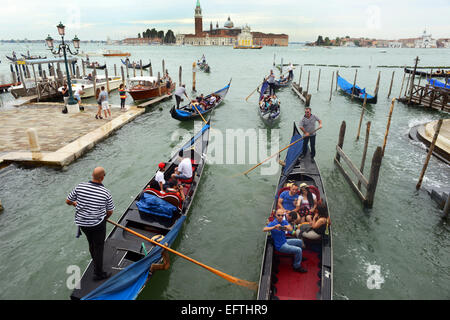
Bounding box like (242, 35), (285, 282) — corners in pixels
(245, 79), (265, 101)
(191, 103), (208, 125)
(238, 127), (321, 177)
(107, 219), (258, 291)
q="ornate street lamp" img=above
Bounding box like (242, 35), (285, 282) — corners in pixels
(45, 22), (80, 109)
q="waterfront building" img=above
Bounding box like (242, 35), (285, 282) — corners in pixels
(176, 0), (288, 46)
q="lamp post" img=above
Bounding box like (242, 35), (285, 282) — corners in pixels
(45, 22), (80, 109)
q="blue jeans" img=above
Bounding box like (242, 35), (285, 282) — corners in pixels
(278, 238), (303, 269)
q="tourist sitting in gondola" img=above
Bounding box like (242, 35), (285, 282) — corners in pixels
(206, 94), (217, 107)
(296, 204), (329, 240)
(295, 183), (317, 223)
(171, 151), (193, 184)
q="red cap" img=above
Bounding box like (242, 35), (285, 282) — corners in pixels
(158, 162), (165, 169)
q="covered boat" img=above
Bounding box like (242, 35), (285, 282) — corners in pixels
(127, 76), (175, 102)
(258, 81), (281, 126)
(170, 80), (231, 121)
(405, 68), (450, 78)
(428, 78), (450, 90)
(121, 59), (151, 70)
(257, 122), (333, 300)
(71, 121), (211, 300)
(337, 75), (377, 104)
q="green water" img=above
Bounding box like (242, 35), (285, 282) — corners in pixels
(0, 43), (449, 300)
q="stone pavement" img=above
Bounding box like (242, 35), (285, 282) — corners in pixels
(0, 103), (145, 167)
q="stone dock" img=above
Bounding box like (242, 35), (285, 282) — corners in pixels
(0, 103), (146, 168)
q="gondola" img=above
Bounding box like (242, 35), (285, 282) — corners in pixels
(404, 67), (450, 78)
(258, 81), (280, 126)
(257, 122), (333, 300)
(197, 61), (210, 73)
(21, 54), (47, 60)
(264, 77), (292, 93)
(6, 55), (17, 62)
(337, 75), (377, 104)
(121, 59), (151, 69)
(82, 60), (107, 70)
(170, 80), (231, 121)
(71, 120), (211, 300)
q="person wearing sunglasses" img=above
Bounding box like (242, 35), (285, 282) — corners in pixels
(263, 209), (307, 273)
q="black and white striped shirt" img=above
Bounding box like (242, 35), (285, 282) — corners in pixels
(67, 181), (115, 227)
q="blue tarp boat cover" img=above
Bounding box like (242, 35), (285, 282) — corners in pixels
(82, 216), (186, 300)
(136, 193), (178, 219)
(337, 75), (374, 99)
(279, 127), (304, 188)
(260, 81), (269, 100)
(428, 78), (450, 89)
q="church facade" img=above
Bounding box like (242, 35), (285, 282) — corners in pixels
(176, 0), (288, 46)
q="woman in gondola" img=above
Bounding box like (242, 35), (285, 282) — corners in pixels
(296, 183), (317, 223)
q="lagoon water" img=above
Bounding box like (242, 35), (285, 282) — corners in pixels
(0, 43), (449, 299)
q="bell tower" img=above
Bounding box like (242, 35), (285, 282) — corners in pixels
(195, 0), (203, 36)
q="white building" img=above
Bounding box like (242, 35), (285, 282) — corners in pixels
(415, 30), (437, 48)
(389, 41), (402, 48)
(236, 25), (253, 47)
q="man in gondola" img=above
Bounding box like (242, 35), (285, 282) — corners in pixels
(66, 167), (114, 281)
(263, 209), (307, 273)
(299, 107), (322, 162)
(266, 70), (276, 96)
(174, 84), (188, 108)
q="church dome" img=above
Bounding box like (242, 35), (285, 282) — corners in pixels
(224, 16), (234, 28)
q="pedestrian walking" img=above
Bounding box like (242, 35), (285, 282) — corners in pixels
(98, 86), (111, 119)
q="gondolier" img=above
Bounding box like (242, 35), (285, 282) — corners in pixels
(299, 107), (322, 162)
(287, 63), (295, 80)
(174, 84), (188, 108)
(66, 167), (115, 281)
(267, 70), (276, 96)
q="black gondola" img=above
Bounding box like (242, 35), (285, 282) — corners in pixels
(82, 60), (106, 70)
(70, 121), (211, 300)
(257, 122), (333, 300)
(170, 80), (231, 121)
(258, 81), (281, 126)
(121, 59), (151, 69)
(21, 54), (47, 60)
(6, 55), (17, 62)
(404, 67), (450, 78)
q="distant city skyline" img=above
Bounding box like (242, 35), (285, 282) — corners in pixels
(1, 0), (449, 42)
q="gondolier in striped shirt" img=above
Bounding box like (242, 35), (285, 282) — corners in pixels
(66, 167), (115, 281)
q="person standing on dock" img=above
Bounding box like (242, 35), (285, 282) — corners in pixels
(119, 84), (126, 111)
(299, 107), (322, 162)
(74, 85), (85, 111)
(99, 86), (111, 119)
(174, 84), (188, 108)
(66, 167), (115, 281)
(61, 83), (69, 108)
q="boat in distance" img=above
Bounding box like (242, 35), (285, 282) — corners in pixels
(71, 120), (211, 300)
(257, 122), (332, 300)
(258, 81), (280, 127)
(103, 50), (131, 57)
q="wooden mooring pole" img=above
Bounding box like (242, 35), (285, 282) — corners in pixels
(149, 61), (153, 77)
(382, 98), (396, 157)
(336, 70), (339, 91)
(140, 60), (143, 76)
(317, 68), (321, 92)
(416, 119), (443, 190)
(351, 69), (358, 100)
(408, 56), (420, 104)
(329, 71), (334, 101)
(364, 146), (383, 208)
(387, 71), (395, 98)
(192, 62), (197, 92)
(114, 64), (117, 77)
(121, 66), (125, 86)
(179, 66), (182, 85)
(336, 121), (346, 162)
(105, 67), (110, 92)
(356, 93), (368, 141)
(358, 121), (371, 190)
(306, 70), (310, 93)
(299, 66), (303, 86)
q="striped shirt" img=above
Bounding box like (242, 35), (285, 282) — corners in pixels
(67, 181), (115, 227)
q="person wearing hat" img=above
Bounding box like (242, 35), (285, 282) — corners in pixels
(296, 183), (317, 223)
(155, 162), (168, 193)
(299, 107), (322, 162)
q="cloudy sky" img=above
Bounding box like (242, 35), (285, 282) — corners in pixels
(1, 0), (449, 41)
